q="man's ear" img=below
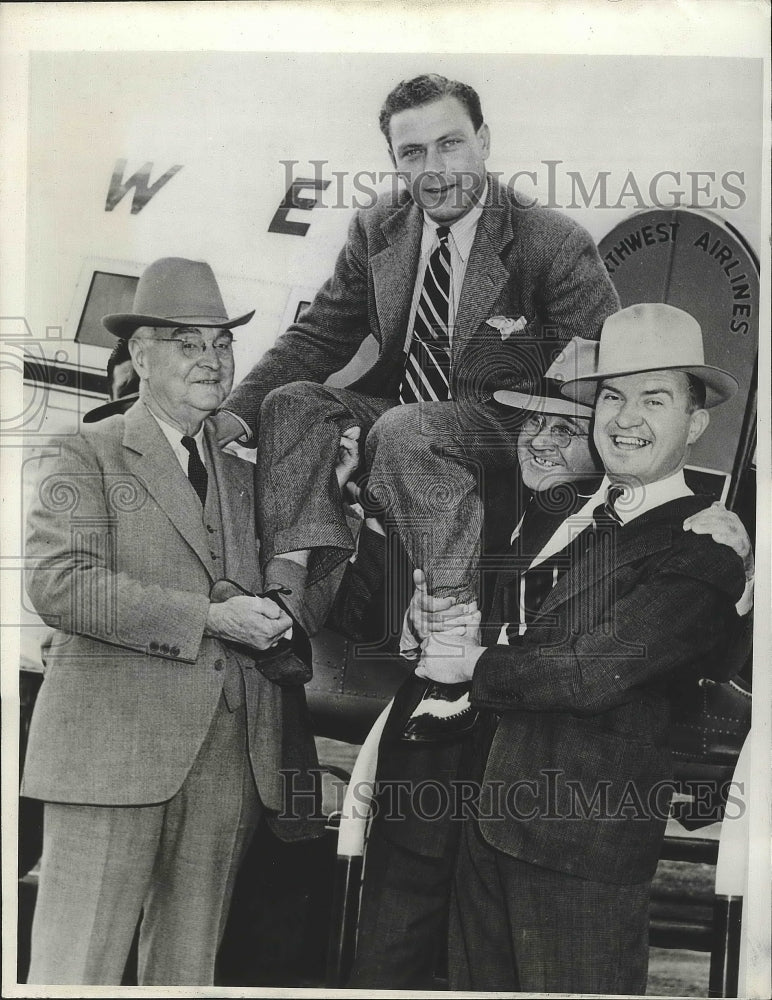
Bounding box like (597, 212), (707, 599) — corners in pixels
(687, 407), (709, 446)
(127, 337), (148, 380)
(478, 122), (491, 159)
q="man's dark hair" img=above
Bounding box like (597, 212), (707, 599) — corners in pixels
(684, 372), (707, 412)
(379, 74), (484, 144)
(106, 339), (140, 399)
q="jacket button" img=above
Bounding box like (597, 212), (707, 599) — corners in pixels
(214, 659), (225, 671)
(149, 641), (159, 652)
(170, 646), (180, 657)
(160, 643), (169, 654)
(513, 691), (524, 702)
(207, 525), (216, 534)
(211, 552), (218, 560)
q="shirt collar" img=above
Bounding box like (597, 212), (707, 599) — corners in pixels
(421, 178), (488, 264)
(595, 469), (693, 524)
(145, 402), (205, 452)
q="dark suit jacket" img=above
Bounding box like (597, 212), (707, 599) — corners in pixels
(331, 487), (750, 862)
(331, 482), (597, 860)
(472, 494), (748, 883)
(225, 175), (620, 432)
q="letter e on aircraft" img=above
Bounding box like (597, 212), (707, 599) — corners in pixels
(269, 176), (331, 236)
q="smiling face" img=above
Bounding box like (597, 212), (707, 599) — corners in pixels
(594, 370), (709, 486)
(388, 95), (490, 224)
(129, 325), (235, 435)
(517, 413), (597, 491)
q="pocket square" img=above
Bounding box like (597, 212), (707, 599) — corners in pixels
(486, 314), (528, 341)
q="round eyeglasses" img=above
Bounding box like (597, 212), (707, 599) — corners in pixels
(153, 328), (235, 359)
(521, 413), (589, 448)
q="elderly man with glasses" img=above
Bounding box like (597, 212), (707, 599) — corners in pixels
(22, 257), (323, 987)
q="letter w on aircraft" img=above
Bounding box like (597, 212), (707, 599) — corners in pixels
(105, 158), (183, 214)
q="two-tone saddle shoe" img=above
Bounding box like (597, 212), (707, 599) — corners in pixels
(399, 679), (480, 743)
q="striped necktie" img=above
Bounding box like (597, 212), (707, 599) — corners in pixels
(592, 484), (624, 532)
(398, 226), (452, 403)
(181, 435), (208, 507)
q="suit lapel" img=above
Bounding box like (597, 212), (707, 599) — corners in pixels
(371, 199), (423, 351)
(538, 511), (681, 619)
(453, 178), (514, 357)
(122, 402), (213, 575)
(205, 426), (257, 586)
(482, 487), (593, 643)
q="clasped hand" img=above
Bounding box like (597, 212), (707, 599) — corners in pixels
(408, 569), (483, 684)
(206, 595), (293, 651)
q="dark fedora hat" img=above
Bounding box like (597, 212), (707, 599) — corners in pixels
(82, 393), (140, 424)
(102, 257), (255, 339)
(494, 337), (597, 418)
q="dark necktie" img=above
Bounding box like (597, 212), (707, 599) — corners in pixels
(505, 486), (622, 644)
(181, 435), (208, 507)
(505, 556), (565, 644)
(398, 226), (452, 403)
(592, 484), (624, 533)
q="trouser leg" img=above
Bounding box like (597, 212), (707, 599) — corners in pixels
(27, 801), (164, 985)
(498, 850), (650, 995)
(448, 818), (519, 990)
(366, 400), (521, 602)
(138, 698), (261, 986)
(255, 381), (394, 582)
(449, 818), (650, 995)
(28, 699), (262, 988)
(347, 833), (455, 988)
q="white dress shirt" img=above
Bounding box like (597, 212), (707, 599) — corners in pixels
(496, 469), (752, 644)
(403, 180), (488, 353)
(146, 405), (207, 475)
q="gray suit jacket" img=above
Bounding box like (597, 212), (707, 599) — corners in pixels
(226, 175), (620, 433)
(22, 402), (319, 835)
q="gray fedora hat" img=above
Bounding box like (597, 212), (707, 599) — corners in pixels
(103, 257), (255, 339)
(561, 303), (738, 408)
(494, 337), (597, 418)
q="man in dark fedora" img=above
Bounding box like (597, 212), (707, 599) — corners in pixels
(22, 257), (324, 986)
(82, 336), (140, 423)
(415, 303), (753, 994)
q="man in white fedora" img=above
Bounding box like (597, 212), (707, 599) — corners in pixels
(333, 333), (753, 988)
(413, 303), (754, 994)
(22, 258), (326, 985)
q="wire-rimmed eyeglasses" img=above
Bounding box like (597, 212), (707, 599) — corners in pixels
(152, 327), (235, 359)
(521, 413), (589, 448)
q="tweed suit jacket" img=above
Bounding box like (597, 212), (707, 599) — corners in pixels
(470, 494), (747, 884)
(225, 175), (620, 433)
(22, 401), (319, 835)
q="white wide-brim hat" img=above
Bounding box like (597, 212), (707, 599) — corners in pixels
(494, 337), (597, 418)
(561, 303), (738, 408)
